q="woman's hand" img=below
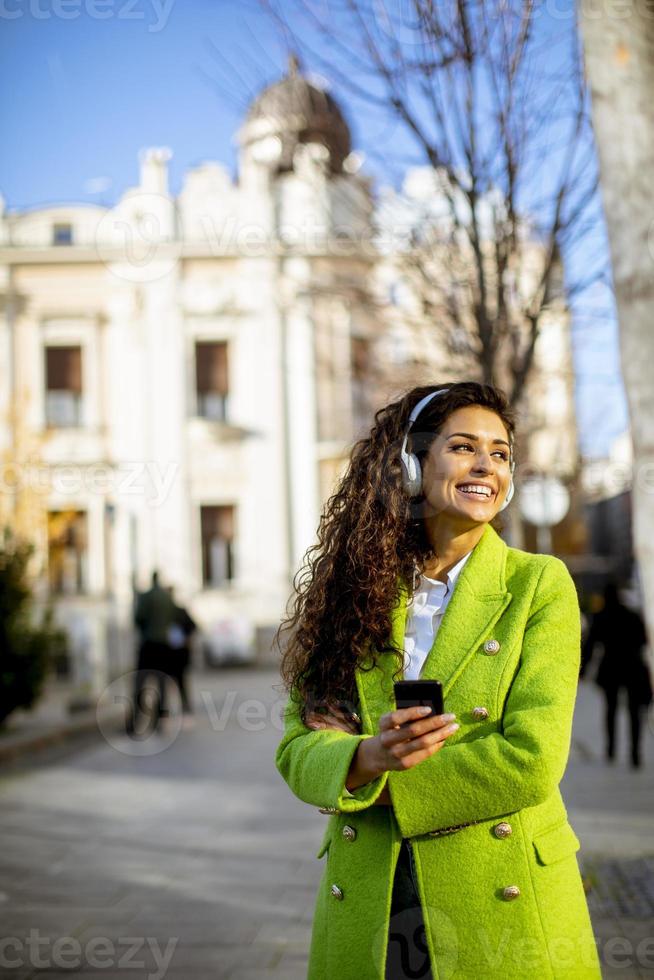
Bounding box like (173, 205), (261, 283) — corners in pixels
(305, 702), (393, 804)
(348, 706), (459, 788)
(305, 702), (361, 735)
(306, 703), (457, 805)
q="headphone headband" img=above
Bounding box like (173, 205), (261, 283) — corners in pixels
(400, 388), (450, 465)
(406, 388), (450, 427)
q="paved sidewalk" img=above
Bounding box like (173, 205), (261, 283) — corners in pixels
(0, 667), (321, 980)
(565, 678), (654, 853)
(0, 668), (651, 978)
(563, 677), (654, 979)
(0, 677), (125, 764)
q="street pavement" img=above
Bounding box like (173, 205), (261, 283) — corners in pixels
(0, 666), (652, 979)
(563, 678), (654, 979)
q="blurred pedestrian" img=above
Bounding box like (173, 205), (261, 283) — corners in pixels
(166, 586), (197, 720)
(129, 570), (176, 733)
(582, 581), (653, 768)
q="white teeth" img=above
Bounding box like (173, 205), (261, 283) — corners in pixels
(457, 485), (493, 497)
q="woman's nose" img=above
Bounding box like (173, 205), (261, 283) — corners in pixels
(471, 455), (492, 473)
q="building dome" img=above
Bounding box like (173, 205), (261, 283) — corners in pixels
(241, 57), (351, 174)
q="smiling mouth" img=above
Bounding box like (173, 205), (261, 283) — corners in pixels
(456, 485), (496, 500)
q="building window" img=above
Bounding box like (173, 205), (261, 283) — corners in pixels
(45, 346), (82, 427)
(53, 223), (73, 246)
(351, 336), (372, 434)
(47, 510), (88, 595)
(200, 505), (235, 587)
(351, 336), (371, 382)
(195, 341), (229, 421)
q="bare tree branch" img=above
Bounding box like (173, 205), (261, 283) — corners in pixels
(243, 0), (602, 411)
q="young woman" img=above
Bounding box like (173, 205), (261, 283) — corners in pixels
(275, 381), (602, 979)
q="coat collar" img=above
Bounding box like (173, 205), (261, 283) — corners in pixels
(355, 523), (512, 723)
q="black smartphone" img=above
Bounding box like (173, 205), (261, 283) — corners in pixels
(393, 679), (444, 718)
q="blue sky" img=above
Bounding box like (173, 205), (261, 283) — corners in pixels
(0, 0), (629, 459)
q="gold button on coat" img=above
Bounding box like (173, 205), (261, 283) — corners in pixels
(342, 825), (357, 842)
(493, 822), (513, 839)
(331, 884), (344, 900)
(484, 639), (501, 655)
(472, 706), (489, 720)
(503, 885), (521, 901)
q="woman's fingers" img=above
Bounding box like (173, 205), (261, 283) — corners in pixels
(306, 708), (359, 734)
(381, 705), (436, 730)
(305, 700), (361, 733)
(309, 718), (357, 733)
(389, 722), (459, 760)
(377, 705), (459, 770)
(304, 702), (459, 763)
(327, 703), (361, 726)
(380, 706), (457, 739)
(327, 704), (358, 725)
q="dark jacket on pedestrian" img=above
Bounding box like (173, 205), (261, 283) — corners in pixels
(581, 585), (653, 706)
(134, 583), (176, 644)
(168, 605), (197, 660)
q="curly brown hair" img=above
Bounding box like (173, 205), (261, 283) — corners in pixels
(275, 381), (516, 722)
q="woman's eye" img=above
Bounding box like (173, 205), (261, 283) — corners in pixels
(451, 443), (509, 461)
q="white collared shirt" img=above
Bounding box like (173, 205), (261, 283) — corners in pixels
(402, 550), (473, 680)
(341, 549), (473, 798)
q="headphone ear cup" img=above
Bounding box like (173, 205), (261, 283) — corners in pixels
(401, 452), (423, 498)
(498, 477), (514, 511)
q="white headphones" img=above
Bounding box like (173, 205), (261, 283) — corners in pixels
(399, 388), (515, 511)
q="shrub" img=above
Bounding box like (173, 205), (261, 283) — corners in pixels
(0, 527), (68, 727)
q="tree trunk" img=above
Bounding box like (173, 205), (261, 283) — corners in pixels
(579, 2), (654, 650)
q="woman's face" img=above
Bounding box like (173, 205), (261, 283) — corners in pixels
(420, 405), (512, 523)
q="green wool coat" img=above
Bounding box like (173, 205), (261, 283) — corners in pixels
(275, 523), (602, 979)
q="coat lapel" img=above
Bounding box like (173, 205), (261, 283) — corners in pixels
(419, 524), (512, 694)
(355, 524), (512, 726)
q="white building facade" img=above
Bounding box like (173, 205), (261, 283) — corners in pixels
(0, 71), (380, 693)
(0, 68), (578, 695)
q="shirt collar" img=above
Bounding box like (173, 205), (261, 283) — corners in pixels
(421, 548), (474, 595)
